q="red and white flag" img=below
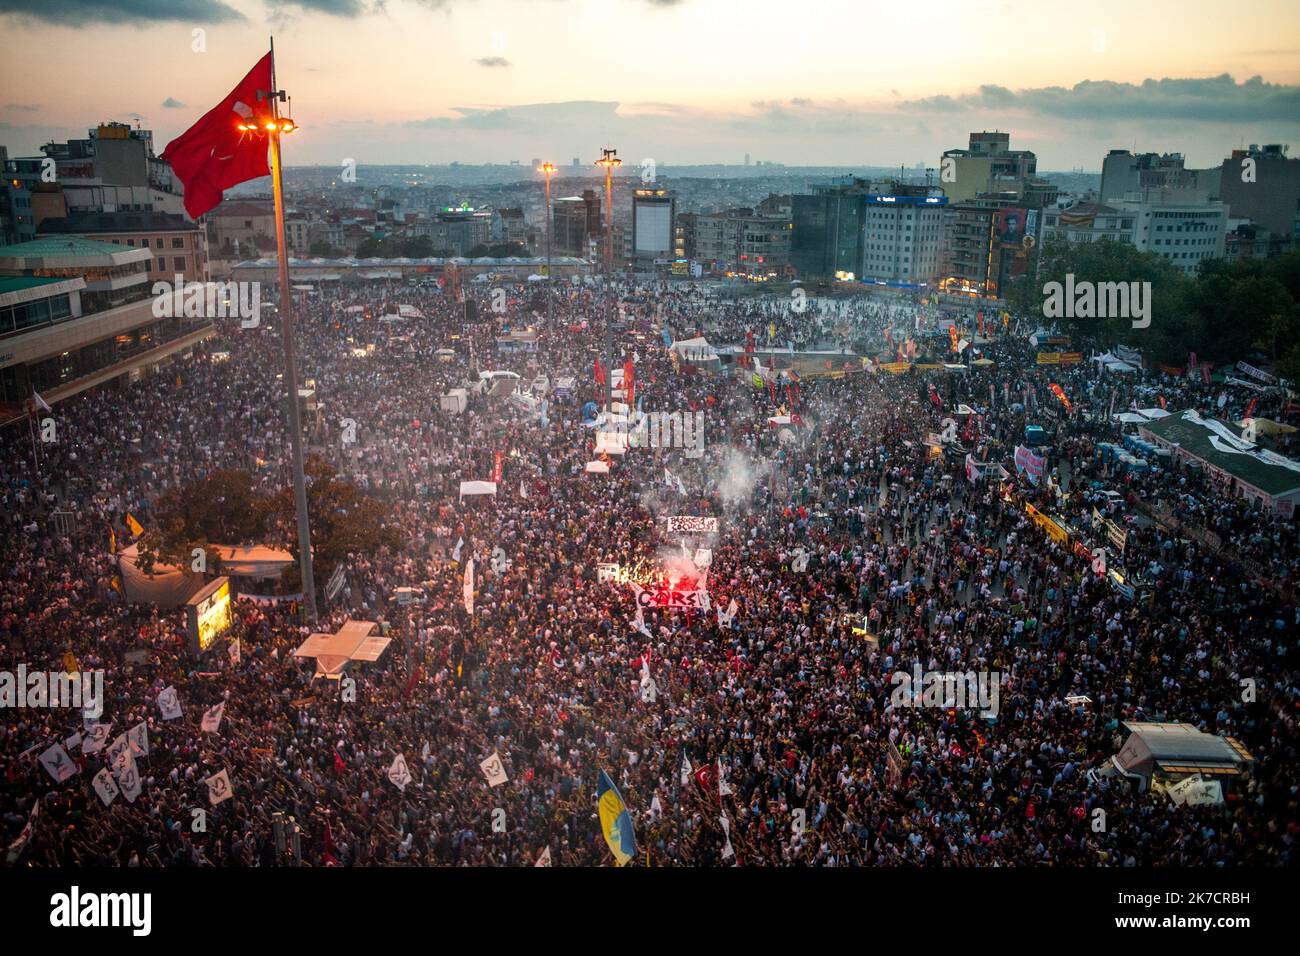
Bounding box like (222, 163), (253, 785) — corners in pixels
(160, 52), (275, 219)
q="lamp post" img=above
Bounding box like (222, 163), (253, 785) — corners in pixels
(240, 60), (317, 624)
(595, 149), (620, 412)
(595, 147), (620, 277)
(540, 162), (555, 328)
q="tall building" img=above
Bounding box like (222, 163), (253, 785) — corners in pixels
(1041, 188), (1227, 277)
(553, 190), (602, 258)
(1125, 188), (1227, 276)
(1216, 144), (1300, 239)
(692, 205), (792, 275)
(1, 148), (36, 246)
(792, 178), (944, 284)
(940, 131), (1039, 203)
(791, 177), (872, 279)
(631, 188), (675, 266)
(859, 181), (947, 286)
(1098, 150), (1218, 203)
(490, 207), (528, 247)
(27, 123), (188, 220)
(0, 237), (215, 421)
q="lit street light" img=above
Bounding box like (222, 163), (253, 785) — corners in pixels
(540, 162), (556, 328)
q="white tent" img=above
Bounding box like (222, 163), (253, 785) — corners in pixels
(585, 461), (610, 474)
(459, 480), (498, 498)
(293, 619), (391, 680)
(527, 274), (545, 282)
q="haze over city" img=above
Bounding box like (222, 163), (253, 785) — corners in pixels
(2, 0), (1299, 169)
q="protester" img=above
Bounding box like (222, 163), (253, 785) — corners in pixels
(1, 278), (1293, 867)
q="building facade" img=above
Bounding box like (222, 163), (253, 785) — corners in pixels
(0, 237), (215, 421)
(37, 210), (209, 284)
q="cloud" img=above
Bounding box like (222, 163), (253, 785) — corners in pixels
(265, 0), (368, 15)
(903, 74), (1300, 123)
(475, 56), (510, 68)
(408, 100), (621, 132)
(161, 97), (186, 109)
(0, 0), (245, 24)
(4, 103), (40, 112)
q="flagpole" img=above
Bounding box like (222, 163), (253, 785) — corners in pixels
(266, 38), (319, 624)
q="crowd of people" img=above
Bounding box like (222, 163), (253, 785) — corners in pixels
(1, 275), (1295, 867)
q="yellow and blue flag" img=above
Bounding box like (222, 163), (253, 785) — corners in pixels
(597, 770), (637, 866)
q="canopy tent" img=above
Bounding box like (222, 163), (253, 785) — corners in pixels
(459, 480), (498, 498)
(293, 619), (391, 680)
(527, 274), (546, 282)
(1136, 407), (1171, 420)
(585, 460), (610, 474)
(117, 547), (203, 607)
(211, 545), (294, 578)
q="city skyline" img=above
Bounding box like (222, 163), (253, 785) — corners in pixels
(1, 0), (1298, 169)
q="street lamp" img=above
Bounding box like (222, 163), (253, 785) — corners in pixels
(240, 77), (317, 625)
(540, 162), (556, 328)
(594, 147), (620, 276)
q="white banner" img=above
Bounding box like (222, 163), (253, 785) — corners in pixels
(388, 753), (413, 791)
(39, 743), (79, 783)
(201, 701), (225, 733)
(92, 767), (120, 807)
(127, 721), (149, 757)
(463, 558), (475, 616)
(205, 769), (233, 805)
(666, 515), (718, 534)
(157, 685), (182, 721)
(480, 751), (508, 787)
(81, 723), (111, 755)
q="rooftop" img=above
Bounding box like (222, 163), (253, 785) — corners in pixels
(1142, 410), (1300, 497)
(0, 276), (69, 294)
(38, 211), (199, 234)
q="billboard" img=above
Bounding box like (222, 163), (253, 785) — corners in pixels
(185, 577), (233, 656)
(634, 200), (672, 255)
(995, 206), (1033, 292)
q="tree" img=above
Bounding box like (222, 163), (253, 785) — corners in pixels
(140, 470), (269, 576)
(269, 457), (403, 596)
(1026, 236), (1196, 363)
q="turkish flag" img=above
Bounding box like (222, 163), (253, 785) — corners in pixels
(161, 52), (274, 219)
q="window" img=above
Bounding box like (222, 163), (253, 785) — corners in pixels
(171, 237), (184, 249)
(173, 256), (185, 270)
(157, 258), (165, 272)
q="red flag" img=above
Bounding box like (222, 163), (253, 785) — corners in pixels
(323, 820), (339, 866)
(594, 357), (606, 386)
(160, 52), (275, 219)
(692, 764), (720, 803)
(333, 750), (346, 775)
(623, 359), (635, 407)
(1244, 397), (1259, 420)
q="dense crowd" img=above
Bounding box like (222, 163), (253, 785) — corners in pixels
(1, 276), (1295, 866)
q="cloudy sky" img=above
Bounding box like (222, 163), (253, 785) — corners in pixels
(1, 0), (1297, 171)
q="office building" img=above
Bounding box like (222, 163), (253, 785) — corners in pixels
(553, 190), (602, 258)
(38, 210), (208, 283)
(1216, 144), (1300, 239)
(0, 237), (215, 421)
